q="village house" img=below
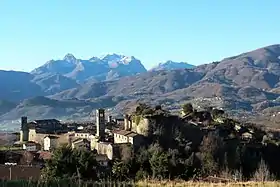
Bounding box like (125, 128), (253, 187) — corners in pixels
(113, 118), (125, 126)
(113, 130), (143, 147)
(71, 138), (90, 150)
(74, 131), (92, 139)
(20, 117), (69, 147)
(22, 141), (41, 152)
(242, 132), (253, 141)
(95, 142), (115, 160)
(43, 136), (58, 151)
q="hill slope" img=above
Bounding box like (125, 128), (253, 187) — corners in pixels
(1, 45), (280, 128)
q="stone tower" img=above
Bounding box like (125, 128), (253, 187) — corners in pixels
(107, 115), (112, 123)
(20, 116), (29, 142)
(96, 109), (105, 141)
(124, 114), (131, 131)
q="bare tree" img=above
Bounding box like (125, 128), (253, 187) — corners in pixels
(20, 151), (34, 165)
(251, 159), (275, 182)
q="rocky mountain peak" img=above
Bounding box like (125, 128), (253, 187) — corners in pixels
(63, 53), (77, 62)
(150, 60), (195, 71)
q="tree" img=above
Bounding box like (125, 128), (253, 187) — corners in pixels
(42, 145), (98, 181)
(182, 103), (193, 115)
(251, 159), (275, 182)
(198, 134), (220, 176)
(155, 105), (162, 110)
(112, 160), (131, 181)
(135, 103), (151, 115)
(211, 108), (225, 119)
(20, 151), (34, 165)
(148, 144), (169, 179)
(121, 144), (134, 164)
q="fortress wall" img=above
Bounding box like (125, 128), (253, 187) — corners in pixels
(30, 132), (70, 147)
(131, 115), (150, 137)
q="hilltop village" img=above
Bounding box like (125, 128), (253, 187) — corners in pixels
(1, 103), (280, 181)
(0, 106), (153, 176)
(16, 108), (148, 161)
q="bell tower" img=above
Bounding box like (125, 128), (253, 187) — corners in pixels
(20, 116), (29, 142)
(96, 109), (105, 141)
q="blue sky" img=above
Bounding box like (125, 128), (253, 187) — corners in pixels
(0, 0), (280, 71)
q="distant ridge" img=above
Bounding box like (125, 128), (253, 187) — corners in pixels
(150, 60), (195, 71)
(1, 45), (280, 128)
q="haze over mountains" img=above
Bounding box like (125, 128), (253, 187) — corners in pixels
(1, 45), (280, 129)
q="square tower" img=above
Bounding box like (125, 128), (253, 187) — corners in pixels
(96, 109), (105, 140)
(20, 116), (29, 142)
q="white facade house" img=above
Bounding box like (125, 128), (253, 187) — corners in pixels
(71, 138), (90, 150)
(113, 130), (143, 146)
(74, 132), (91, 139)
(22, 141), (38, 152)
(44, 136), (58, 151)
(77, 126), (84, 130)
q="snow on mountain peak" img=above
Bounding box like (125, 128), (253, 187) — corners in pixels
(101, 53), (122, 61)
(63, 53), (76, 62)
(150, 60), (195, 71)
(121, 56), (136, 65)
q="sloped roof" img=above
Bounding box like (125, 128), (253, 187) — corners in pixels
(113, 130), (140, 137)
(24, 141), (37, 146)
(72, 138), (90, 144)
(44, 135), (58, 139)
(33, 119), (60, 123)
(38, 151), (52, 160)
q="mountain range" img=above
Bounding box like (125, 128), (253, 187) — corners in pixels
(1, 45), (280, 130)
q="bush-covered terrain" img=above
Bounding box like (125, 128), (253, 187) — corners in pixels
(31, 103), (280, 183)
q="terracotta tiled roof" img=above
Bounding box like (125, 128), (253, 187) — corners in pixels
(38, 151), (52, 160)
(113, 130), (140, 137)
(72, 138), (90, 144)
(33, 119), (60, 123)
(44, 135), (59, 139)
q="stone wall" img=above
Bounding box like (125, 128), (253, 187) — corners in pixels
(95, 142), (114, 160)
(28, 129), (37, 142)
(131, 115), (150, 137)
(28, 132), (69, 148)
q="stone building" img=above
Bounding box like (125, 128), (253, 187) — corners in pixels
(95, 142), (130, 160)
(43, 135), (58, 151)
(74, 131), (92, 139)
(113, 130), (143, 147)
(72, 138), (90, 150)
(22, 141), (41, 152)
(124, 114), (150, 137)
(19, 117), (69, 147)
